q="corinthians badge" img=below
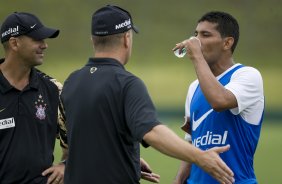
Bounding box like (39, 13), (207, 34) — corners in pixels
(35, 94), (47, 120)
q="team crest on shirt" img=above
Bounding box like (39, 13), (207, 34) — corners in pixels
(34, 94), (47, 120)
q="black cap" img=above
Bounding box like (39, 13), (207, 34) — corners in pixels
(92, 5), (138, 36)
(0, 12), (59, 43)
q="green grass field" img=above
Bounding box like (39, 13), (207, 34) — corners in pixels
(54, 120), (282, 184)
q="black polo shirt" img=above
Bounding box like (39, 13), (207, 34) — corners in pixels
(0, 60), (59, 184)
(62, 58), (160, 184)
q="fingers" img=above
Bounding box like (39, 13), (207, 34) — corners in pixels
(42, 164), (65, 184)
(210, 146), (234, 184)
(213, 165), (234, 184)
(42, 167), (53, 177)
(205, 159), (234, 184)
(212, 144), (230, 153)
(140, 158), (152, 173)
(173, 42), (185, 52)
(46, 172), (62, 184)
(52, 177), (62, 184)
(211, 145), (234, 177)
(198, 145), (234, 184)
(189, 36), (201, 47)
(172, 36), (201, 53)
(213, 171), (234, 184)
(45, 172), (61, 184)
(141, 171), (160, 183)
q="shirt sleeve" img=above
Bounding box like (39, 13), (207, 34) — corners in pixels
(124, 77), (160, 145)
(58, 96), (68, 149)
(185, 80), (199, 118)
(184, 80), (198, 139)
(37, 69), (69, 148)
(225, 67), (264, 124)
(50, 79), (68, 149)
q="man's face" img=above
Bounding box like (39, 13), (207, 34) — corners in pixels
(195, 21), (225, 64)
(15, 35), (48, 66)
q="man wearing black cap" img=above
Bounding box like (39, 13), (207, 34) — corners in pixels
(61, 5), (235, 184)
(0, 12), (68, 184)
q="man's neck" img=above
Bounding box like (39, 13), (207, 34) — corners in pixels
(209, 58), (235, 76)
(94, 51), (126, 65)
(0, 58), (31, 90)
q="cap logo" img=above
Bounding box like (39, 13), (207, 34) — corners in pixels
(115, 19), (131, 30)
(30, 24), (36, 29)
(1, 25), (19, 38)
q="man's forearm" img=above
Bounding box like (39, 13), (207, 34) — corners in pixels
(143, 125), (201, 163)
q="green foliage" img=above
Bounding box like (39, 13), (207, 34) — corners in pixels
(1, 0), (281, 110)
(1, 0), (282, 66)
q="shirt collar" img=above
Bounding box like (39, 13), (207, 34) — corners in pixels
(0, 58), (40, 93)
(86, 57), (125, 69)
(29, 67), (40, 89)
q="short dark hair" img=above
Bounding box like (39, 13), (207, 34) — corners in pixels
(92, 32), (125, 51)
(198, 11), (239, 53)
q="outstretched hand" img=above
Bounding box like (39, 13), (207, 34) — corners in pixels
(197, 145), (235, 184)
(140, 158), (160, 183)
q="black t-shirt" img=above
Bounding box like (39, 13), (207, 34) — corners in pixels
(62, 58), (160, 184)
(0, 63), (59, 183)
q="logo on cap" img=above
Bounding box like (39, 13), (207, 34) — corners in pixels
(1, 26), (19, 38)
(115, 19), (131, 30)
(30, 24), (37, 29)
(1, 12), (59, 43)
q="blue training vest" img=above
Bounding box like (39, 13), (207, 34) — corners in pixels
(187, 65), (263, 184)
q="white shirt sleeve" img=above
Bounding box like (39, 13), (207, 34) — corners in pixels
(185, 80), (199, 118)
(184, 80), (199, 141)
(225, 66), (264, 125)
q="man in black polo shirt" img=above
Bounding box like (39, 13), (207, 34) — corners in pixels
(0, 12), (68, 184)
(61, 5), (235, 184)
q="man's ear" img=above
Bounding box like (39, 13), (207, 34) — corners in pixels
(8, 37), (19, 51)
(123, 32), (130, 48)
(223, 37), (234, 51)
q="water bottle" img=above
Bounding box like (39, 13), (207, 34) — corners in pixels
(174, 48), (187, 58)
(174, 36), (201, 58)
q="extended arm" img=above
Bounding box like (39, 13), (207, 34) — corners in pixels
(143, 125), (234, 184)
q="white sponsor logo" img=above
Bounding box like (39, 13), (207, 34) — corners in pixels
(1, 26), (19, 38)
(0, 117), (15, 130)
(192, 109), (213, 131)
(115, 19), (131, 30)
(30, 24), (36, 29)
(90, 67), (97, 74)
(193, 131), (228, 148)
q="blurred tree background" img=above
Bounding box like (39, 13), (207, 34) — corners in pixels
(1, 0), (282, 183)
(1, 0), (281, 117)
(1, 0), (281, 111)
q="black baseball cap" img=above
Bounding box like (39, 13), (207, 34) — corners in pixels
(92, 5), (138, 36)
(0, 12), (59, 43)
